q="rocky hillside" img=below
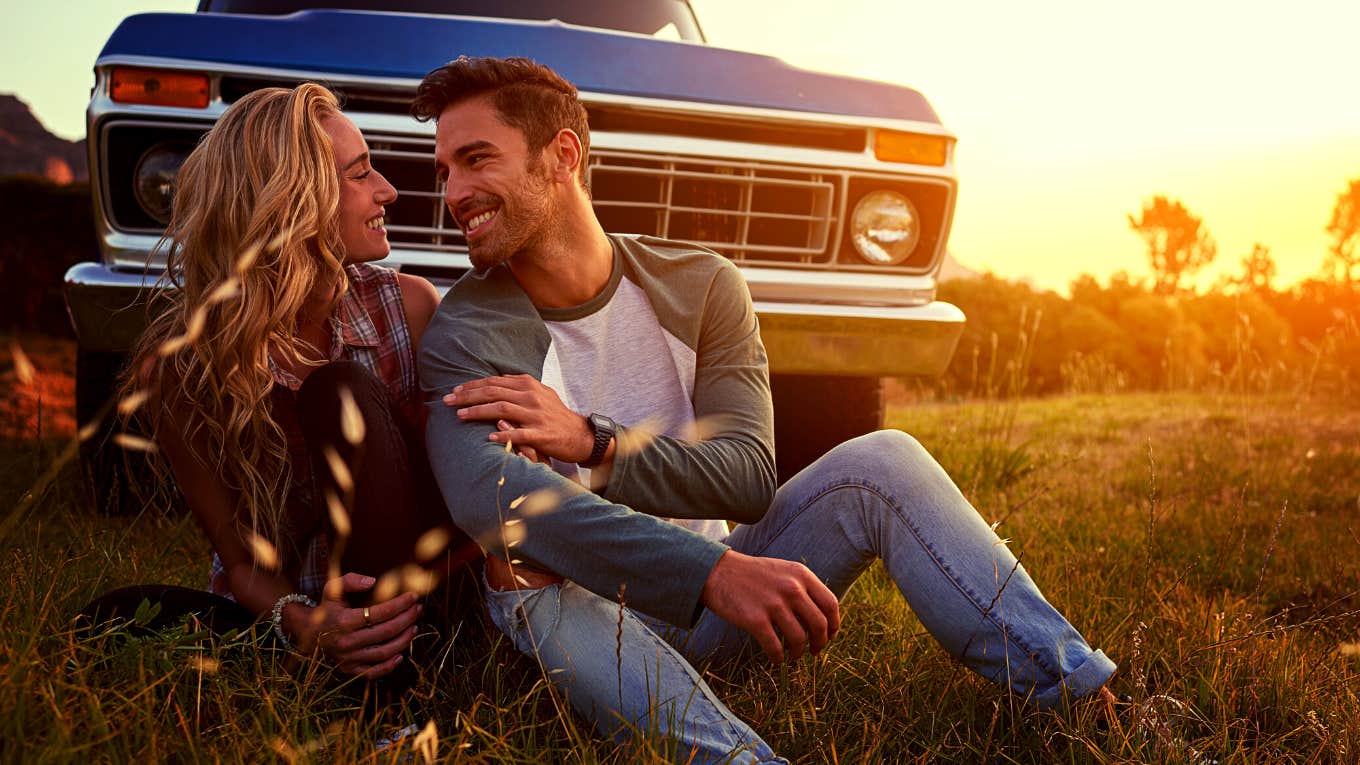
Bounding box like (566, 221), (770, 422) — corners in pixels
(0, 95), (86, 183)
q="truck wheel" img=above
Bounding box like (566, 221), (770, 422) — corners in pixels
(770, 373), (885, 485)
(75, 347), (140, 515)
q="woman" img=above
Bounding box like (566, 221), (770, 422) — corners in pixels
(95, 84), (477, 686)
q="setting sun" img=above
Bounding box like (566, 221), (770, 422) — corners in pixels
(692, 0), (1360, 291)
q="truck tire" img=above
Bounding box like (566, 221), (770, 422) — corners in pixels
(770, 373), (885, 485)
(75, 347), (140, 515)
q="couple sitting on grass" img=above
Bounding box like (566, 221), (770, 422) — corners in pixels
(110, 56), (1118, 762)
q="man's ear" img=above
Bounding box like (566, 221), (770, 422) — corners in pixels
(550, 128), (583, 184)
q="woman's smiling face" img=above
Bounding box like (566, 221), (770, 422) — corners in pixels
(324, 113), (397, 264)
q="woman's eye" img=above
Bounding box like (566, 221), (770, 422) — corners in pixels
(354, 169), (372, 180)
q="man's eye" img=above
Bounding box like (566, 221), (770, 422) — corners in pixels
(468, 154), (488, 166)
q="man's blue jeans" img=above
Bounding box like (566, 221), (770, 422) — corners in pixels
(484, 431), (1117, 764)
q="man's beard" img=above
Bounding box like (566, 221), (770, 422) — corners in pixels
(466, 160), (554, 273)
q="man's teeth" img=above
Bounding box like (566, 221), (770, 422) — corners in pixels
(467, 209), (497, 230)
(365, 215), (385, 230)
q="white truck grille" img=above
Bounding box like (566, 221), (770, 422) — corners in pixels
(367, 133), (842, 266)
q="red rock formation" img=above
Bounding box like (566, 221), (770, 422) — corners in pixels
(0, 94), (87, 183)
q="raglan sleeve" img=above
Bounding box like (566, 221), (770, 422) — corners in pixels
(601, 259), (777, 524)
(418, 286), (729, 627)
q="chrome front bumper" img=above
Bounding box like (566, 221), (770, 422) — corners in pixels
(66, 261), (965, 377)
(63, 263), (166, 353)
(756, 300), (964, 377)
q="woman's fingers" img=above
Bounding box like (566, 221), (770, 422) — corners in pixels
(339, 624), (418, 669)
(336, 589), (418, 632)
(340, 652), (404, 680)
(322, 572), (376, 603)
(339, 603), (421, 652)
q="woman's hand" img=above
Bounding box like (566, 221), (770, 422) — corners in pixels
(284, 572), (422, 679)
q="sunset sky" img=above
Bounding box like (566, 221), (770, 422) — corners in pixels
(6, 0), (1358, 292)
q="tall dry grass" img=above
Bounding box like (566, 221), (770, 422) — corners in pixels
(4, 329), (1359, 762)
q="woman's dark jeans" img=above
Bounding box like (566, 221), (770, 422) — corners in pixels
(79, 360), (481, 707)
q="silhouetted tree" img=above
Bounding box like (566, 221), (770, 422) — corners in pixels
(1128, 196), (1217, 295)
(1237, 242), (1277, 293)
(1323, 177), (1360, 285)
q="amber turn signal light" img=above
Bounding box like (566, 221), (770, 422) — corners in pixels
(874, 129), (951, 167)
(110, 67), (209, 109)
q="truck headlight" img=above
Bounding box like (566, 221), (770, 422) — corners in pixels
(850, 190), (921, 266)
(133, 142), (191, 226)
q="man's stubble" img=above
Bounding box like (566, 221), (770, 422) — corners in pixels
(467, 155), (557, 274)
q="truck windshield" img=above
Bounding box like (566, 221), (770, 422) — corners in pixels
(198, 0), (705, 42)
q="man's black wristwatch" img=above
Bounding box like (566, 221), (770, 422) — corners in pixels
(581, 413), (617, 468)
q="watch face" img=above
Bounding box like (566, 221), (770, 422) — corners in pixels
(590, 413), (614, 435)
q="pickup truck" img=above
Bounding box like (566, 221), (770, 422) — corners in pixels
(66, 0), (965, 510)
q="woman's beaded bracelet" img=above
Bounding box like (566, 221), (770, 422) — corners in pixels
(271, 593), (317, 652)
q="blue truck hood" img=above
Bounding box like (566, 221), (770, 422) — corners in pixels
(100, 10), (940, 125)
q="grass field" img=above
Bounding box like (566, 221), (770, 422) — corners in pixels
(2, 336), (1358, 763)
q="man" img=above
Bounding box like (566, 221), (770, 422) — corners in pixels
(414, 57), (1116, 764)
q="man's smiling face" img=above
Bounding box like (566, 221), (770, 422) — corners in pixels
(434, 95), (554, 272)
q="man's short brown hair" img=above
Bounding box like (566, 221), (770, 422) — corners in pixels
(412, 56), (591, 182)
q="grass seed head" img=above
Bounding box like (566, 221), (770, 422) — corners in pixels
(325, 490), (351, 538)
(117, 390), (150, 416)
(113, 433), (159, 453)
(508, 489), (559, 518)
(501, 522), (527, 548)
(373, 570), (402, 602)
(205, 277), (241, 304)
(414, 527), (450, 562)
(9, 343), (35, 385)
(246, 532), (280, 571)
(322, 446), (353, 493)
(414, 719), (439, 764)
(400, 564), (437, 595)
(337, 386), (364, 446)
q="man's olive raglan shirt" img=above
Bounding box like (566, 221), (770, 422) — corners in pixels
(419, 234), (776, 628)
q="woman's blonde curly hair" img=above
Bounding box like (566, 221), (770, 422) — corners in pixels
(124, 83), (348, 553)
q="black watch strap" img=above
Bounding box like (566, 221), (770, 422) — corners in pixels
(581, 413), (617, 468)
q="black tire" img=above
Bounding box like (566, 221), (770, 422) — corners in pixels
(75, 347), (140, 515)
(770, 373), (885, 485)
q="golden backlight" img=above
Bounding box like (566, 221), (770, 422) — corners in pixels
(690, 0), (1360, 291)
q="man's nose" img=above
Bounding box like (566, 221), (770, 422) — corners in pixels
(443, 176), (471, 216)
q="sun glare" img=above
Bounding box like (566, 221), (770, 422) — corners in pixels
(692, 0), (1360, 291)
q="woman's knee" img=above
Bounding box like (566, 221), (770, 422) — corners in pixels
(297, 360), (383, 412)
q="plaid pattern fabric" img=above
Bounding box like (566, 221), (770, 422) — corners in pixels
(209, 263), (421, 601)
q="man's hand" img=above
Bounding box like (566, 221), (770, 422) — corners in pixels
(700, 550), (840, 663)
(286, 572), (422, 679)
(443, 375), (596, 463)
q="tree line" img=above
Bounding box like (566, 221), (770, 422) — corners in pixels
(4, 172), (1357, 400)
(931, 176), (1360, 398)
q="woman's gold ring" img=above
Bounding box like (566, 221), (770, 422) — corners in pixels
(362, 606), (371, 628)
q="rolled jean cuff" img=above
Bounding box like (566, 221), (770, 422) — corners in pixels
(1033, 649), (1117, 709)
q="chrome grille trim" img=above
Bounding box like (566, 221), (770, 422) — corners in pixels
(317, 132), (948, 275)
(586, 152), (837, 263)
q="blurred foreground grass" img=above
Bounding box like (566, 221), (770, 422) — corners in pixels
(2, 347), (1357, 761)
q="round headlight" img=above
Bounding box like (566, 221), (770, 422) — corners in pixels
(133, 141), (191, 225)
(850, 190), (921, 266)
